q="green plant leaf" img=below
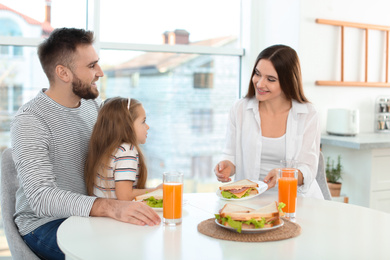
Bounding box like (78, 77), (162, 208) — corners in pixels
(325, 155), (343, 183)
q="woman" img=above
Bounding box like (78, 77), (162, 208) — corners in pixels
(214, 44), (323, 198)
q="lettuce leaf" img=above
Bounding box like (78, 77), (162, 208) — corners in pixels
(215, 214), (266, 233)
(144, 196), (163, 208)
(221, 190), (237, 199)
(278, 202), (286, 213)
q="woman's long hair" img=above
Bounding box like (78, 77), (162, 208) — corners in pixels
(85, 97), (147, 196)
(245, 44), (308, 103)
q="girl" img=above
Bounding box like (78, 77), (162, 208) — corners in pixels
(85, 97), (161, 200)
(214, 44), (323, 199)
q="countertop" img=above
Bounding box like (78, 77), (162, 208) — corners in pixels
(321, 133), (390, 149)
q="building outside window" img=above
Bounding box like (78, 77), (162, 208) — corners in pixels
(194, 72), (214, 89)
(192, 108), (213, 134)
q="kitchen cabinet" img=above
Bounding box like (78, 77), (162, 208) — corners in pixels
(321, 133), (390, 213)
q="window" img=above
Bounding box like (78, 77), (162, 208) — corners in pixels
(189, 156), (219, 192)
(0, 86), (8, 111)
(191, 156), (212, 178)
(0, 84), (24, 131)
(0, 45), (23, 56)
(0, 1), (243, 256)
(0, 45), (7, 55)
(194, 73), (214, 89)
(101, 50), (240, 184)
(12, 85), (23, 111)
(192, 109), (213, 133)
(0, 18), (22, 37)
(99, 0), (240, 47)
(0, 18), (23, 56)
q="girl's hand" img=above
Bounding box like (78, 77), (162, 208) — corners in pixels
(214, 160), (235, 182)
(263, 168), (280, 190)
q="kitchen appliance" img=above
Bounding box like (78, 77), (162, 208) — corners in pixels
(326, 108), (359, 136)
(375, 96), (390, 133)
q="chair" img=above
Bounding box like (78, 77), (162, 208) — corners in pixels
(316, 152), (332, 200)
(1, 148), (40, 260)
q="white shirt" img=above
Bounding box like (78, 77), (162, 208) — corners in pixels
(222, 97), (323, 199)
(93, 143), (139, 199)
(260, 135), (286, 179)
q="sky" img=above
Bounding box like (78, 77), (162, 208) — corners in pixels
(1, 0), (240, 43)
(1, 0), (240, 64)
(1, 0), (86, 28)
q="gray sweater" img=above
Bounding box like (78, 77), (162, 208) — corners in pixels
(11, 89), (99, 236)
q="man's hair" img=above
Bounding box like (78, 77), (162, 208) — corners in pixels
(38, 28), (94, 83)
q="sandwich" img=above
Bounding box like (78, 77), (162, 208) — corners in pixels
(135, 189), (163, 208)
(219, 179), (259, 199)
(216, 203), (255, 214)
(215, 202), (285, 233)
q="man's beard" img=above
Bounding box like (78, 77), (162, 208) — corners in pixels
(72, 74), (99, 100)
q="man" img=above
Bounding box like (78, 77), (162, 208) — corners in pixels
(11, 28), (160, 260)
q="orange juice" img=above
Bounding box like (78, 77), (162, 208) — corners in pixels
(282, 168), (296, 178)
(163, 182), (183, 219)
(278, 177), (298, 213)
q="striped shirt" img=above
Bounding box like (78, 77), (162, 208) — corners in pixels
(93, 143), (139, 199)
(10, 89), (99, 236)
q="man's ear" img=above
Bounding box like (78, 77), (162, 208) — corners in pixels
(55, 65), (72, 83)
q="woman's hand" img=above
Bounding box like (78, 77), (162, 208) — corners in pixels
(263, 168), (280, 190)
(214, 160), (235, 182)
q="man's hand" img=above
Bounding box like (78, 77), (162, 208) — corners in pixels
(90, 198), (161, 226)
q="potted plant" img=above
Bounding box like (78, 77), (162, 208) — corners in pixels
(325, 155), (343, 197)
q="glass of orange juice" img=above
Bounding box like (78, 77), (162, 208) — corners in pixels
(163, 171), (183, 226)
(278, 160), (298, 221)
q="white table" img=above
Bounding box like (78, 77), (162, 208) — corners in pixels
(57, 191), (390, 260)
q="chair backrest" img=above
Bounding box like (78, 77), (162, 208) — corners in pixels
(316, 151), (332, 200)
(1, 148), (40, 260)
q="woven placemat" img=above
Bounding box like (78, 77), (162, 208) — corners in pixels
(197, 218), (301, 242)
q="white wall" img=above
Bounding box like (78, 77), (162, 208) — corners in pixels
(300, 0), (390, 133)
(241, 0), (300, 96)
(243, 0), (390, 133)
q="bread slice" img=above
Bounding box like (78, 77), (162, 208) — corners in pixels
(223, 202), (280, 221)
(135, 189), (163, 201)
(251, 201), (279, 214)
(219, 203), (254, 217)
(219, 179), (259, 191)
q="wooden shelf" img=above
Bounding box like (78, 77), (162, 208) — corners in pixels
(316, 81), (390, 88)
(316, 19), (390, 31)
(316, 19), (390, 87)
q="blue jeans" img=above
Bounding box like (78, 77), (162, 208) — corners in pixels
(22, 218), (66, 260)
